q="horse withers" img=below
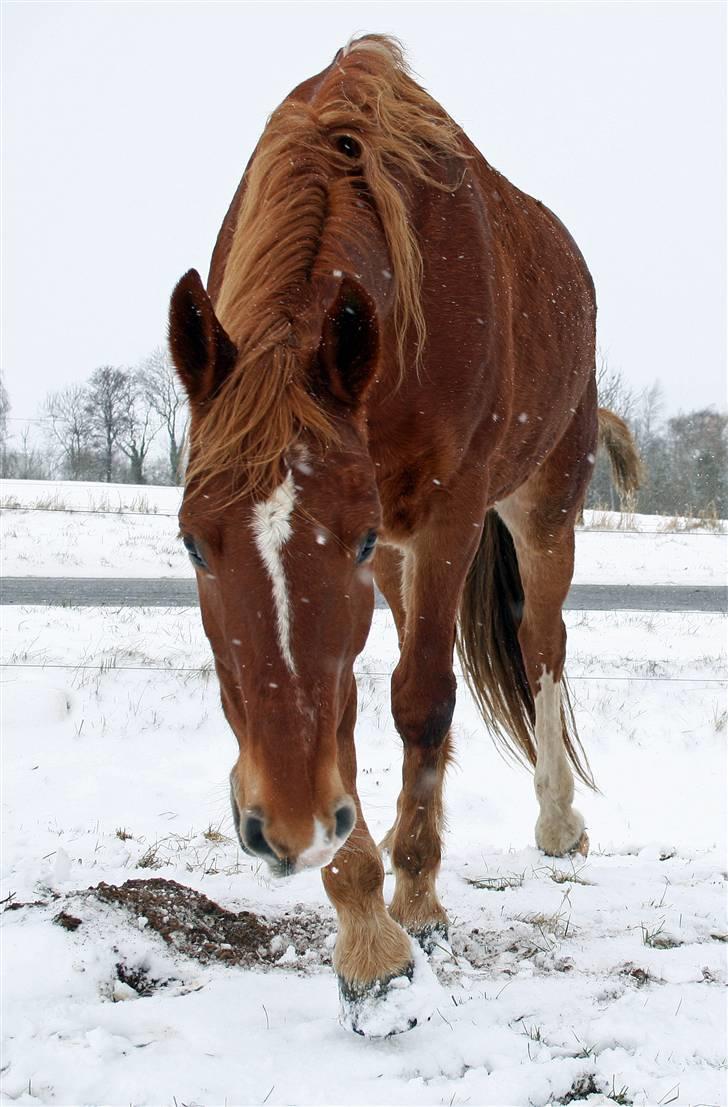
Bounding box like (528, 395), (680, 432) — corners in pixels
(168, 36), (640, 1034)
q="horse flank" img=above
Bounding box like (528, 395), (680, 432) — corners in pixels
(185, 35), (466, 500)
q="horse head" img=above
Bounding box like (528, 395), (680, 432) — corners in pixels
(169, 268), (382, 876)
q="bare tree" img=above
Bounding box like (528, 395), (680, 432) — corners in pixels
(666, 408), (727, 517)
(587, 353), (639, 509)
(139, 346), (187, 483)
(0, 372), (9, 471)
(632, 382), (663, 453)
(595, 350), (636, 422)
(117, 372), (160, 484)
(43, 384), (97, 479)
(3, 427), (51, 480)
(85, 366), (129, 482)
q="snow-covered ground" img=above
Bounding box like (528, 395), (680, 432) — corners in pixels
(1, 478), (726, 585)
(2, 595), (726, 1105)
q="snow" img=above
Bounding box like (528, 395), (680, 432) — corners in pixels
(0, 478), (183, 514)
(2, 479), (726, 585)
(2, 590), (726, 1104)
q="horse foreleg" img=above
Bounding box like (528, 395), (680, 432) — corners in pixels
(387, 734), (452, 949)
(321, 674), (415, 1031)
(384, 522), (480, 948)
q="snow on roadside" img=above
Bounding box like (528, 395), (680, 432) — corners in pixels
(0, 478), (183, 514)
(1, 606), (726, 1105)
(2, 480), (726, 585)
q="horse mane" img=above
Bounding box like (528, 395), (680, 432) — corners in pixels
(185, 34), (466, 500)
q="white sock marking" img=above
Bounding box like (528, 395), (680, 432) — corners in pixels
(534, 666), (584, 855)
(534, 669), (572, 806)
(251, 471), (296, 674)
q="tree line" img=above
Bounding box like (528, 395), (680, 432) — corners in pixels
(0, 349), (186, 485)
(0, 352), (725, 517)
(587, 358), (727, 518)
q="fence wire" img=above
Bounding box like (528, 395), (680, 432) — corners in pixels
(0, 660), (724, 686)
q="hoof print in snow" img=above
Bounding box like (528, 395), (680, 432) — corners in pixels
(114, 961), (168, 998)
(619, 963), (652, 987)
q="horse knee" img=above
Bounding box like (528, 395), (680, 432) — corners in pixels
(391, 665), (455, 749)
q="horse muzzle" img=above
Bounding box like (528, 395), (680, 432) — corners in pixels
(230, 783), (356, 876)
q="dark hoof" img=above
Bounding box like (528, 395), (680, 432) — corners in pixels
(338, 964), (419, 1037)
(411, 923), (450, 956)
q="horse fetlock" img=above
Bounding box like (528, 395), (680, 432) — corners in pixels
(535, 805), (588, 857)
(389, 870), (448, 942)
(333, 907), (413, 988)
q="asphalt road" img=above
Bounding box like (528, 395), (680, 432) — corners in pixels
(1, 578), (725, 613)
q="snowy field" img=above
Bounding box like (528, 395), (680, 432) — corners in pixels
(1, 479), (726, 586)
(1, 482), (727, 1106)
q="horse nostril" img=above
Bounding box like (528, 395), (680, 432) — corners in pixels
(242, 814), (278, 862)
(334, 800), (356, 842)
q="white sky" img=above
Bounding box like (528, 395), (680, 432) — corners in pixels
(2, 1), (726, 429)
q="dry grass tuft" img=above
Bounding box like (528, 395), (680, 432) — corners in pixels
(466, 872), (524, 892)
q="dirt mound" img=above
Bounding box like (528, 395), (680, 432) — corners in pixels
(90, 878), (334, 969)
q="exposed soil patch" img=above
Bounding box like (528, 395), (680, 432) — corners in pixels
(89, 878), (335, 969)
(54, 911), (82, 931)
(3, 898), (49, 913)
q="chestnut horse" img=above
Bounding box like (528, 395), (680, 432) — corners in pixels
(169, 36), (640, 1032)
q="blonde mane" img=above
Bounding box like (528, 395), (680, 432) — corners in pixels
(186, 34), (466, 499)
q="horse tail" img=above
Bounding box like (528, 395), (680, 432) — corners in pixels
(597, 407), (643, 501)
(455, 511), (595, 789)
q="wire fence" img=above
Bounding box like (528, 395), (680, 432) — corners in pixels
(0, 660), (724, 686)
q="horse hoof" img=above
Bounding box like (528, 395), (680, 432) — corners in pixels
(338, 964), (417, 1037)
(411, 923), (450, 956)
(337, 941), (442, 1037)
(571, 830), (590, 857)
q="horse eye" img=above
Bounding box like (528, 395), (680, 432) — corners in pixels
(183, 535), (207, 569)
(336, 134), (361, 159)
(356, 530), (377, 564)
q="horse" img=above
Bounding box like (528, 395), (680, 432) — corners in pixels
(168, 35), (641, 1034)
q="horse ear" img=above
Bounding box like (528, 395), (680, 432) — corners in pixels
(318, 277), (379, 408)
(168, 269), (237, 404)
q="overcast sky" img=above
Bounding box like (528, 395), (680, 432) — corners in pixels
(2, 1), (725, 431)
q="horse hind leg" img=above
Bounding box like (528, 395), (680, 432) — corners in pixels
(495, 481), (592, 857)
(531, 652), (589, 857)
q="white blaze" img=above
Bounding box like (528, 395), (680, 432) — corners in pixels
(251, 471), (296, 674)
